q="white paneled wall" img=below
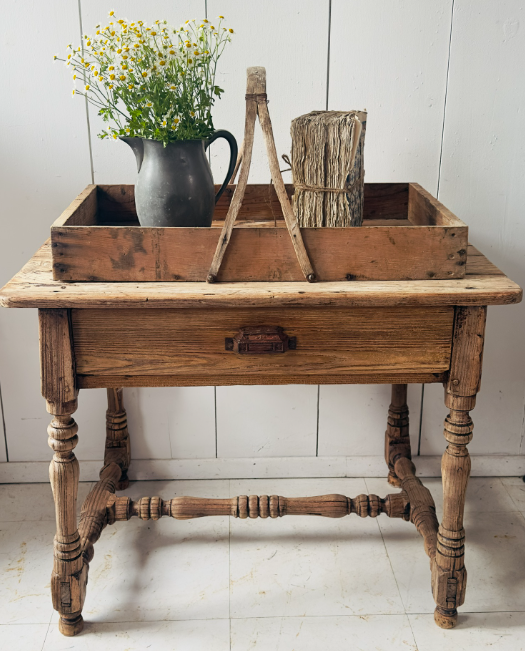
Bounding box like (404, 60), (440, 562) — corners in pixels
(329, 0), (453, 189)
(0, 1), (524, 479)
(421, 0), (525, 457)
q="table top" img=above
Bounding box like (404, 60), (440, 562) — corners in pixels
(0, 240), (521, 309)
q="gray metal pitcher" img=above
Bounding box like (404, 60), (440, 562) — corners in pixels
(122, 131), (237, 227)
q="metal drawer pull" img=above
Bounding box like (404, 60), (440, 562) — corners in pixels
(225, 326), (296, 354)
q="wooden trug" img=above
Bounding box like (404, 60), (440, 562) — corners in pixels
(50, 182), (469, 283)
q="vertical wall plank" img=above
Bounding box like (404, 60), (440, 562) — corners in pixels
(318, 384), (421, 456)
(329, 0), (453, 190)
(125, 387), (216, 459)
(207, 0), (329, 183)
(0, 1), (93, 462)
(420, 0), (525, 456)
(216, 385), (318, 458)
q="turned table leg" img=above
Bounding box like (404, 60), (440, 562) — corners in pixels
(40, 309), (87, 636)
(385, 384), (411, 487)
(105, 388), (130, 490)
(432, 306), (487, 629)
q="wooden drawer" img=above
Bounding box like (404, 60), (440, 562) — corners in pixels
(72, 306), (454, 387)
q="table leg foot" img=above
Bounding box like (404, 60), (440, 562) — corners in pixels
(434, 606), (458, 629)
(59, 613), (84, 637)
(387, 471), (402, 488)
(116, 476), (130, 491)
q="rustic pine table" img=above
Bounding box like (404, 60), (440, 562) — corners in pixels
(0, 240), (521, 636)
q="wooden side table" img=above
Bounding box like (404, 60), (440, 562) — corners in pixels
(0, 240), (521, 636)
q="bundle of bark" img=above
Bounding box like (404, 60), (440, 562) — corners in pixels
(291, 110), (367, 227)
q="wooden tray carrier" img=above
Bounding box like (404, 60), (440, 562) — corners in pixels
(51, 67), (468, 283)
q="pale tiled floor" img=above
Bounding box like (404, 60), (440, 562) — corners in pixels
(1, 477), (525, 650)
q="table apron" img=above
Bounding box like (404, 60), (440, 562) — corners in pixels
(70, 306), (454, 387)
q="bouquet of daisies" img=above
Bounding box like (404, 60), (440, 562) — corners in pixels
(54, 12), (234, 144)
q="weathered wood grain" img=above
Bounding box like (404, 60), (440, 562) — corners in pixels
(52, 185), (98, 228)
(51, 222), (467, 283)
(40, 308), (86, 636)
(207, 68), (260, 282)
(71, 306), (454, 379)
(104, 388), (130, 490)
(254, 67), (316, 282)
(39, 309), (77, 415)
(432, 306), (486, 629)
(384, 384), (411, 487)
(50, 180), (468, 283)
(408, 183), (465, 227)
(1, 242), (521, 309)
(106, 492), (409, 521)
(76, 371), (446, 389)
(89, 183), (412, 224)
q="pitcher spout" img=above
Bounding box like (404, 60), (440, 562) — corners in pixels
(120, 136), (144, 173)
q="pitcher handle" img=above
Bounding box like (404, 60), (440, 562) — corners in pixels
(205, 130), (238, 204)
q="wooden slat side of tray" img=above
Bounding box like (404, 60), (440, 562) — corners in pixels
(97, 185), (137, 224)
(2, 241), (521, 309)
(364, 183), (409, 220)
(51, 185), (98, 228)
(50, 223), (468, 282)
(89, 184), (412, 224)
(408, 183), (467, 227)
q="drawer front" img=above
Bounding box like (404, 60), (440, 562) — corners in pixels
(72, 306), (454, 381)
